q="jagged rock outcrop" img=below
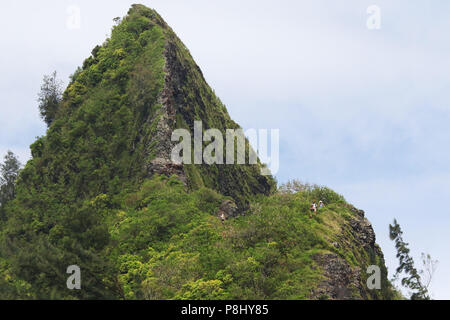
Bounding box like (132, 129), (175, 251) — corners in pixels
(148, 157), (186, 184)
(312, 253), (363, 300)
(217, 200), (238, 221)
(348, 209), (383, 256)
(311, 205), (389, 300)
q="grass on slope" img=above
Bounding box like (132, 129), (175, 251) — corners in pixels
(108, 175), (382, 300)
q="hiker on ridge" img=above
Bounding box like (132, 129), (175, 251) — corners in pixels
(318, 200), (324, 210)
(310, 201), (317, 218)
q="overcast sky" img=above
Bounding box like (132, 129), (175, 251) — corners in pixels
(1, 0), (449, 299)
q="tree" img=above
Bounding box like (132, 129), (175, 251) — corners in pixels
(38, 71), (63, 126)
(0, 151), (21, 220)
(389, 219), (435, 300)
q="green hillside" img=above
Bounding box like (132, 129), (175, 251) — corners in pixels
(0, 4), (397, 300)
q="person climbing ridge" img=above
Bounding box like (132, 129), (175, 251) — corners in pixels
(318, 200), (324, 210)
(309, 201), (317, 219)
(220, 212), (226, 225)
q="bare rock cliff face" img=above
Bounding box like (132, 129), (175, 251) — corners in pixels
(146, 41), (186, 183)
(142, 14), (276, 209)
(311, 207), (389, 300)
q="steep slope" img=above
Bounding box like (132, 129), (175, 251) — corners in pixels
(103, 176), (397, 300)
(0, 4), (397, 299)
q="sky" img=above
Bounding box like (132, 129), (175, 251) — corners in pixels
(0, 0), (449, 299)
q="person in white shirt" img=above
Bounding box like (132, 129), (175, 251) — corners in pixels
(318, 200), (324, 210)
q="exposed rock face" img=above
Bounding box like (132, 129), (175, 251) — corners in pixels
(311, 205), (387, 300)
(145, 40), (187, 183)
(140, 14), (276, 209)
(312, 253), (364, 300)
(217, 200), (238, 220)
(148, 157), (186, 184)
(348, 209), (383, 256)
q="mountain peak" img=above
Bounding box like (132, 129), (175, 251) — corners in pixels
(63, 4), (276, 209)
(0, 5), (398, 300)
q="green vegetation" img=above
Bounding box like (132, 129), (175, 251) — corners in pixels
(109, 175), (328, 300)
(0, 171), (394, 299)
(0, 170), (396, 299)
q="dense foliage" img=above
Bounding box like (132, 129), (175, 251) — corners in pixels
(0, 171), (392, 299)
(0, 170), (396, 299)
